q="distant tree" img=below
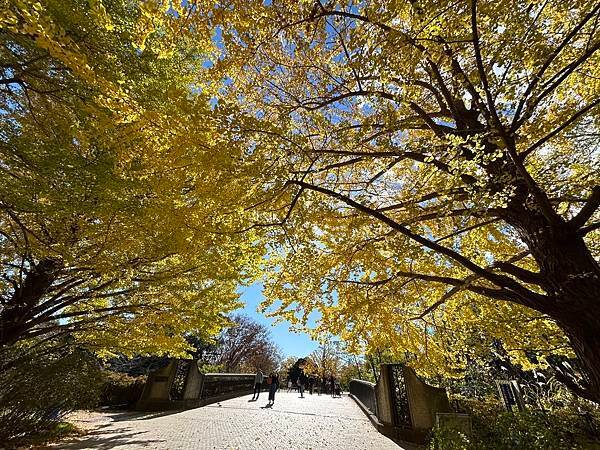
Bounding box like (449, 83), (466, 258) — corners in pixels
(104, 334), (216, 377)
(306, 339), (342, 379)
(338, 364), (365, 390)
(212, 315), (282, 373)
(104, 354), (169, 378)
(279, 355), (298, 379)
(102, 317), (281, 376)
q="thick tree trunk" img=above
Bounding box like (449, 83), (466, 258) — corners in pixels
(503, 192), (600, 403)
(560, 317), (600, 403)
(0, 258), (61, 347)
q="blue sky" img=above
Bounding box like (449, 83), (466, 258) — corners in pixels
(236, 283), (319, 358)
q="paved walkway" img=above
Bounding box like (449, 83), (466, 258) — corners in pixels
(56, 392), (403, 449)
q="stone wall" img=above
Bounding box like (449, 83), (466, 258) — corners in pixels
(365, 364), (451, 444)
(136, 360), (178, 410)
(136, 359), (256, 411)
(403, 365), (450, 430)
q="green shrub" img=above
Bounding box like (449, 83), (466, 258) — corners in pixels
(0, 347), (103, 445)
(428, 397), (600, 450)
(477, 410), (575, 449)
(100, 370), (146, 407)
(428, 426), (472, 450)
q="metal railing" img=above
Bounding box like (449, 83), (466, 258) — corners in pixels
(349, 379), (378, 416)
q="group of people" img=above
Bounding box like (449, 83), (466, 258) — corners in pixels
(292, 374), (341, 398)
(251, 369), (279, 407)
(252, 369), (342, 407)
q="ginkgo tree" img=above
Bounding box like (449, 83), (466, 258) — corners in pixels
(205, 0), (600, 402)
(0, 0), (263, 356)
(3, 0), (599, 405)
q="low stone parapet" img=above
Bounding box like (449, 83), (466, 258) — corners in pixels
(350, 364), (455, 445)
(136, 359), (256, 411)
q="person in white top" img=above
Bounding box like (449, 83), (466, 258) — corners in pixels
(251, 369), (263, 401)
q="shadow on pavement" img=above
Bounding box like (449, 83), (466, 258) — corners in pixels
(58, 428), (165, 449)
(100, 410), (183, 422)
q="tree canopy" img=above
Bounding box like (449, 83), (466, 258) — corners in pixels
(1, 0), (599, 404)
(200, 0), (600, 401)
(0, 0), (262, 356)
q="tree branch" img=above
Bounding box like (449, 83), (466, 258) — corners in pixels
(521, 98), (600, 159)
(511, 2), (600, 129)
(471, 0), (505, 131)
(579, 221), (600, 236)
(570, 186), (600, 230)
(409, 251), (535, 319)
(288, 179), (548, 311)
(494, 261), (544, 286)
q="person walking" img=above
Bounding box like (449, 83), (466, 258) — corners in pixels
(267, 372), (279, 407)
(329, 375), (335, 398)
(298, 372), (306, 398)
(251, 369), (263, 401)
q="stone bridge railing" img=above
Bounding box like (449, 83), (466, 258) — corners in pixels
(136, 359), (258, 411)
(348, 379), (378, 417)
(349, 364), (469, 444)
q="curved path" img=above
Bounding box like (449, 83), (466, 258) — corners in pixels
(57, 391), (403, 449)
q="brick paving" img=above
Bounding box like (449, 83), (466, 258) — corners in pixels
(56, 392), (403, 449)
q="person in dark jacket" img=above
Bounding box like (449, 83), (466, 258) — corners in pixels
(329, 375), (335, 398)
(298, 372), (306, 398)
(267, 372), (279, 407)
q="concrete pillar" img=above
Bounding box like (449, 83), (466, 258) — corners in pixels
(183, 362), (203, 400)
(136, 360), (177, 410)
(375, 365), (395, 426)
(402, 365), (450, 430)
